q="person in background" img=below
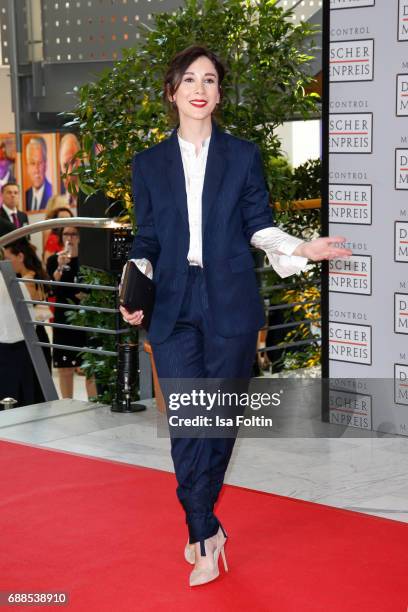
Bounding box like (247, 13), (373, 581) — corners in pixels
(3, 238), (52, 403)
(25, 137), (52, 212)
(46, 225), (97, 399)
(42, 206), (74, 263)
(46, 193), (71, 213)
(0, 183), (28, 230)
(0, 219), (36, 406)
(59, 133), (81, 207)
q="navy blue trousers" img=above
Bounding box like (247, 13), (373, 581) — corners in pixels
(151, 266), (257, 554)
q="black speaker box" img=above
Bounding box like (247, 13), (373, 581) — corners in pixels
(77, 190), (133, 273)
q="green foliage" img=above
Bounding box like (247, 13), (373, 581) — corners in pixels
(63, 0), (322, 394)
(65, 267), (138, 403)
(64, 0), (320, 219)
(276, 159), (321, 292)
(265, 156), (294, 209)
(277, 280), (321, 371)
(266, 155), (322, 208)
(260, 158), (322, 372)
(292, 158), (322, 201)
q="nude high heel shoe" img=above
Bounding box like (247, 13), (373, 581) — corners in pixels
(184, 523), (227, 565)
(189, 525), (228, 587)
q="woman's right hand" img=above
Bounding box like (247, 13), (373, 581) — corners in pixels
(57, 250), (71, 268)
(119, 305), (144, 326)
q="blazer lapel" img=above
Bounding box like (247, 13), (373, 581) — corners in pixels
(165, 127), (189, 227)
(202, 120), (227, 234)
(164, 119), (228, 231)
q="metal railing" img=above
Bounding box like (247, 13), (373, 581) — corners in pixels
(0, 217), (152, 403)
(0, 213), (321, 399)
(255, 266), (321, 356)
(254, 200), (322, 367)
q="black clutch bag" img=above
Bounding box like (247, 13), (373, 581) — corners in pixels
(119, 261), (155, 331)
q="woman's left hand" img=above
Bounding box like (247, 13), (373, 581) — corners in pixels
(293, 235), (353, 262)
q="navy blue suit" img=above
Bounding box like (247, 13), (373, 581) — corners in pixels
(128, 120), (274, 552)
(128, 120), (273, 344)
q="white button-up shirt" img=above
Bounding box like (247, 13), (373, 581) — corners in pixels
(133, 131), (309, 279)
(178, 131), (210, 267)
(31, 184), (45, 211)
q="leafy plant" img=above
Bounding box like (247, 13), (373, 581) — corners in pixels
(64, 0), (321, 396)
(65, 266), (138, 403)
(63, 0), (320, 216)
(277, 158), (321, 370)
(259, 157), (322, 372)
(292, 158), (322, 201)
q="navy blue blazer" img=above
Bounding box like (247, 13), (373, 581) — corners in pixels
(128, 120), (274, 344)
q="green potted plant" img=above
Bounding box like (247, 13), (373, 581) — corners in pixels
(64, 0), (320, 400)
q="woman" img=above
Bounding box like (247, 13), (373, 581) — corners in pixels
(0, 220), (36, 406)
(3, 238), (52, 403)
(120, 45), (352, 587)
(46, 226), (96, 399)
(42, 205), (74, 263)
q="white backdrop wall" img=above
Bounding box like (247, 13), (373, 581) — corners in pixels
(275, 120), (321, 168)
(328, 0), (408, 434)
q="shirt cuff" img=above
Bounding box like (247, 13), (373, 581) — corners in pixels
(274, 235), (305, 256)
(266, 253), (309, 278)
(250, 227), (308, 278)
(251, 226), (305, 256)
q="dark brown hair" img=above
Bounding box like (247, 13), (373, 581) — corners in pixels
(44, 206), (74, 238)
(4, 238), (48, 283)
(163, 45), (226, 120)
(44, 206), (74, 221)
(1, 181), (19, 193)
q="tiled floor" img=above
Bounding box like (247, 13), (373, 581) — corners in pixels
(1, 392), (407, 524)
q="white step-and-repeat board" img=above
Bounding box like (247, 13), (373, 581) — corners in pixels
(328, 0), (408, 434)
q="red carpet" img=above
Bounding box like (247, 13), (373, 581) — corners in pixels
(0, 438), (407, 612)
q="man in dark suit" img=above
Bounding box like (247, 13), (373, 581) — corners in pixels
(0, 183), (28, 230)
(25, 136), (53, 211)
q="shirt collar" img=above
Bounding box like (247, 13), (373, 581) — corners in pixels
(177, 130), (211, 155)
(33, 183), (45, 197)
(2, 203), (17, 215)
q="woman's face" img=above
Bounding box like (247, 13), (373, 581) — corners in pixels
(61, 226), (80, 247)
(170, 55), (220, 123)
(3, 248), (24, 274)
